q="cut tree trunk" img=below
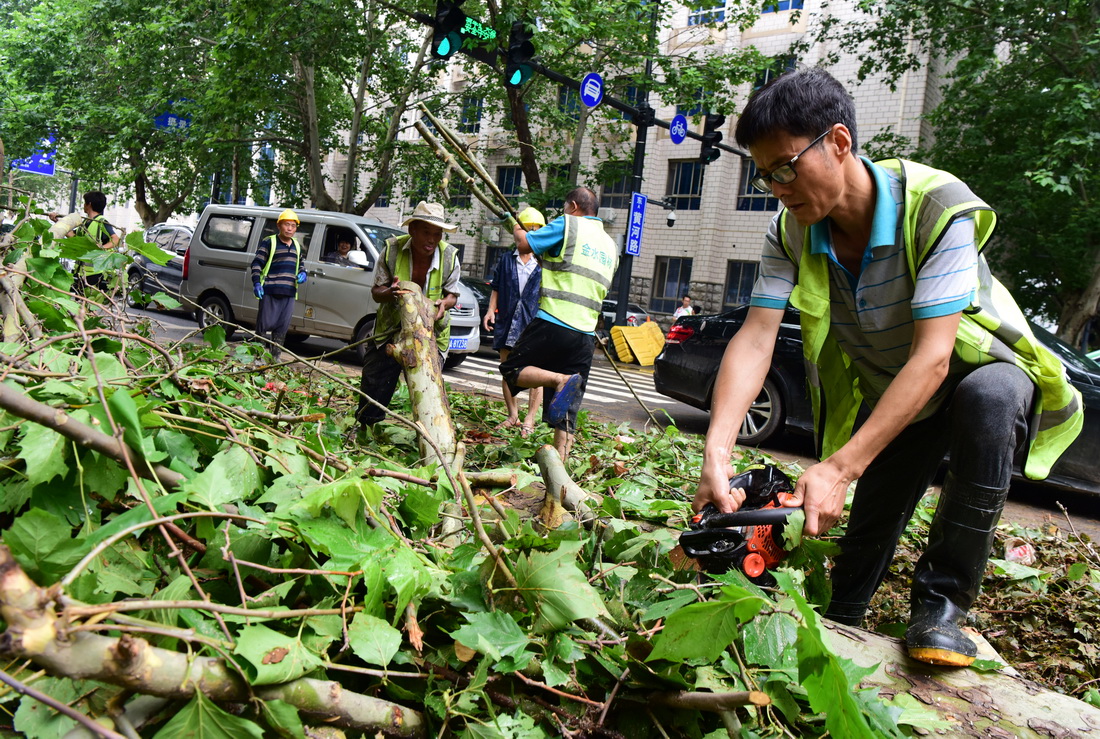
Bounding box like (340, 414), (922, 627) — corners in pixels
(389, 280), (464, 474)
(823, 620), (1100, 736)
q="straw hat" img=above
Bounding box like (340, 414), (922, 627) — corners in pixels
(401, 201), (458, 232)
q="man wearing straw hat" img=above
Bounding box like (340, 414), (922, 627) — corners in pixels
(356, 201), (462, 430)
(499, 187), (618, 459)
(486, 206), (545, 437)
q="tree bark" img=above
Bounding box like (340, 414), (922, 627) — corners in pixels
(292, 55), (340, 212)
(823, 620), (1100, 736)
(1057, 247), (1100, 347)
(389, 282), (464, 473)
(0, 546), (425, 737)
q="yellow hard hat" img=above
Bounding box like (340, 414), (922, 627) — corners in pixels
(277, 208), (300, 224)
(517, 207), (546, 228)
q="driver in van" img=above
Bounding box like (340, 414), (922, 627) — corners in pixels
(324, 232), (357, 267)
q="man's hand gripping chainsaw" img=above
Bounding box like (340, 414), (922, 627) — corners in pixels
(680, 465), (801, 584)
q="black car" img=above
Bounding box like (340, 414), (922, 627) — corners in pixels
(654, 305), (812, 446)
(653, 306), (1100, 494)
(127, 223), (193, 308)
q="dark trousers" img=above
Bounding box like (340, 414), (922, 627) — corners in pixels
(499, 317), (594, 432)
(256, 294), (295, 358)
(357, 342), (404, 426)
(825, 363), (1034, 624)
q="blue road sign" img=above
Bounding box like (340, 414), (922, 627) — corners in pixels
(580, 73), (605, 109)
(670, 115), (688, 145)
(626, 192), (647, 256)
(154, 100), (192, 132)
(11, 136), (56, 177)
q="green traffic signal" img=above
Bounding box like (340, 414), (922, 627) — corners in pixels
(503, 21), (535, 88)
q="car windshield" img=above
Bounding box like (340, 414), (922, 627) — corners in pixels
(1030, 321), (1100, 376)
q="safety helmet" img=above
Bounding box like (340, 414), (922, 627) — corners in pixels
(517, 207), (546, 229)
(277, 208), (300, 224)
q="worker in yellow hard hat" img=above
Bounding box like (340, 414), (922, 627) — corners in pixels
(484, 206), (545, 437)
(249, 208), (306, 362)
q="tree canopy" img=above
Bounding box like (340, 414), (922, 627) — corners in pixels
(803, 0), (1100, 345)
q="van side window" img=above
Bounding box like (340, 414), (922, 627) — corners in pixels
(203, 216), (254, 251)
(361, 226), (403, 252)
(259, 219), (315, 252)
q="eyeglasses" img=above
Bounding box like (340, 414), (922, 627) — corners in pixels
(750, 129), (831, 193)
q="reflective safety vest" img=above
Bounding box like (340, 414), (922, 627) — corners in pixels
(78, 215), (111, 246)
(374, 234), (458, 353)
(778, 158), (1082, 480)
(539, 215), (618, 332)
(258, 234), (303, 297)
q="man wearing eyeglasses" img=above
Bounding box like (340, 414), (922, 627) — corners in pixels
(694, 68), (1081, 667)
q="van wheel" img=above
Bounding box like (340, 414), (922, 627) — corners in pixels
(739, 376), (784, 447)
(353, 319), (375, 364)
(197, 294), (236, 340)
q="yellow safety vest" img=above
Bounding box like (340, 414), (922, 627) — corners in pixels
(779, 158), (1082, 480)
(374, 234), (458, 353)
(258, 234), (303, 297)
(539, 216), (618, 332)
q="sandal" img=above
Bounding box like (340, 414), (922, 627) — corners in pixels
(495, 418), (520, 431)
(520, 424), (535, 438)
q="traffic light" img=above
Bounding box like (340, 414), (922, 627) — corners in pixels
(699, 113), (726, 165)
(431, 0), (467, 60)
(503, 21), (535, 87)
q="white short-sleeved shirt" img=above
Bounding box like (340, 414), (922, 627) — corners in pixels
(750, 158), (982, 417)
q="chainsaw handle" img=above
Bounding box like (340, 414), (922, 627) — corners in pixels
(693, 505), (800, 529)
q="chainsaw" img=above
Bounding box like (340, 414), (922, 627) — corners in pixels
(679, 465), (801, 584)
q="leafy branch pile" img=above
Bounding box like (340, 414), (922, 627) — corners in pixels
(0, 210), (1094, 737)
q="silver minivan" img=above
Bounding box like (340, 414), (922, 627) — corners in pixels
(179, 205), (479, 364)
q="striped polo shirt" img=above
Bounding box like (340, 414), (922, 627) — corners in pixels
(751, 158), (983, 418)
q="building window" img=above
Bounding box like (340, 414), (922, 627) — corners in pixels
(497, 166), (523, 203)
(542, 164), (569, 210)
(688, 3), (726, 25)
(676, 88), (706, 118)
(558, 85), (580, 122)
(724, 260), (759, 308)
(601, 162), (632, 209)
(651, 257), (693, 314)
(449, 184), (471, 208)
(374, 186), (389, 209)
(667, 160), (704, 211)
(754, 56), (797, 90)
(484, 246), (510, 279)
(620, 86), (641, 121)
(408, 175), (431, 208)
(762, 0), (803, 13)
(458, 96), (483, 134)
(737, 160), (781, 212)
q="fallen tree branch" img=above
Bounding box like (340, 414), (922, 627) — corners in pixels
(0, 667), (127, 738)
(534, 444), (601, 525)
(0, 382), (185, 490)
(645, 690), (771, 712)
(0, 546), (425, 737)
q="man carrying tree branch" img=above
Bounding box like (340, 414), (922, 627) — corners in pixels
(694, 68), (1082, 666)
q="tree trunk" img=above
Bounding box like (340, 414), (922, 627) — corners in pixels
(292, 54), (340, 212)
(1057, 245), (1100, 347)
(389, 282), (464, 473)
(508, 88), (541, 193)
(354, 33), (434, 215)
(823, 620), (1100, 736)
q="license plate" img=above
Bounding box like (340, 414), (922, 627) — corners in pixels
(449, 337), (468, 352)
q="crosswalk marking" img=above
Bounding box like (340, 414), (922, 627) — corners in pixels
(445, 354), (671, 409)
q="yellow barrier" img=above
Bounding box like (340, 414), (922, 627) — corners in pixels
(609, 321), (666, 366)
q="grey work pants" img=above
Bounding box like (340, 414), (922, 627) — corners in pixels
(824, 362), (1034, 624)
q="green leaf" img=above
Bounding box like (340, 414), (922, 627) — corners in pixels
(183, 446), (261, 510)
(4, 508), (86, 583)
(258, 700), (305, 739)
(107, 387), (146, 459)
(13, 677), (79, 739)
(451, 611), (533, 669)
(152, 691), (265, 738)
(513, 540), (610, 632)
(648, 585), (767, 663)
(16, 415), (67, 486)
(234, 624), (323, 685)
(347, 613), (402, 667)
(641, 590), (698, 623)
(772, 570), (889, 738)
(1066, 562), (1088, 580)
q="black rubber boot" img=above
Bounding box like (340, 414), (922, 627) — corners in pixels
(906, 472), (1008, 666)
(270, 332), (286, 363)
